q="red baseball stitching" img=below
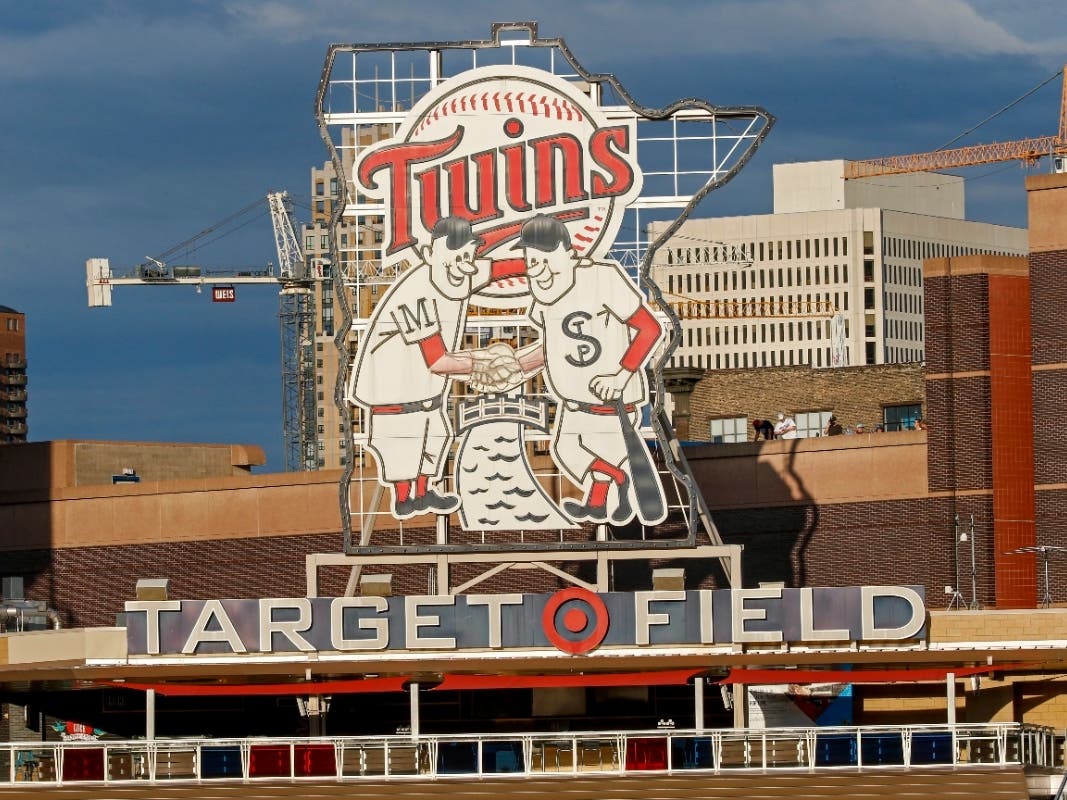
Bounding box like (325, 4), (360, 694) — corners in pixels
(414, 90), (585, 135)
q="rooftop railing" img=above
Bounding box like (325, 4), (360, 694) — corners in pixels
(0, 723), (1056, 786)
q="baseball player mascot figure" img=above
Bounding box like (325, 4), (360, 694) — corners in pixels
(514, 215), (668, 526)
(348, 216), (522, 519)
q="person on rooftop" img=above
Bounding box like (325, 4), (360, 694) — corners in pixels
(774, 412), (797, 440)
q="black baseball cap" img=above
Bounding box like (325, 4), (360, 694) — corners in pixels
(431, 217), (484, 249)
(510, 214), (571, 252)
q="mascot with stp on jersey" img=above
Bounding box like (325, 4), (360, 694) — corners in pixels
(514, 215), (668, 526)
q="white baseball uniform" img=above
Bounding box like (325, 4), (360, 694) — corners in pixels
(350, 264), (474, 482)
(527, 262), (661, 484)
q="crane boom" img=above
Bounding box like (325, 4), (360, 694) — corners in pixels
(845, 66), (1067, 180)
(85, 192), (320, 472)
(844, 135), (1063, 179)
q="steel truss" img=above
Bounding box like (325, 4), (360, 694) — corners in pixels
(314, 22), (774, 559)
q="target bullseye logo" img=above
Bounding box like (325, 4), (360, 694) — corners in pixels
(542, 587), (609, 655)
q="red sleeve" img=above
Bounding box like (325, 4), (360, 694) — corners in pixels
(418, 333), (447, 368)
(619, 305), (661, 372)
(490, 258), (527, 281)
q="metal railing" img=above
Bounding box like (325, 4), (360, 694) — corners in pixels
(0, 723), (1054, 786)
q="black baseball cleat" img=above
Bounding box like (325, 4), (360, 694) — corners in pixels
(417, 490), (461, 514)
(562, 498), (609, 522)
(393, 496), (418, 518)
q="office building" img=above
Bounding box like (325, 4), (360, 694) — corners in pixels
(652, 160), (1027, 372)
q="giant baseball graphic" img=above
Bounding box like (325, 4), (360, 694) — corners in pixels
(348, 65), (667, 529)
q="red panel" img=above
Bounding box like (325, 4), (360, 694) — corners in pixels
(625, 738), (667, 770)
(295, 744), (335, 777)
(249, 745), (291, 778)
(433, 669), (702, 691)
(62, 748), (104, 782)
(988, 274), (1037, 608)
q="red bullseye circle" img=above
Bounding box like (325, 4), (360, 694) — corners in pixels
(563, 608), (587, 632)
(503, 117), (524, 138)
(542, 587), (609, 655)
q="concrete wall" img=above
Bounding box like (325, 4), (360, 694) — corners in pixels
(0, 440), (266, 494)
(1027, 173), (1067, 254)
(771, 160), (966, 218)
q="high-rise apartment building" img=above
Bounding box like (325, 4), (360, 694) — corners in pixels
(303, 126), (389, 469)
(0, 306), (27, 444)
(652, 160), (1027, 371)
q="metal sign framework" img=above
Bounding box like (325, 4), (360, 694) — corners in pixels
(314, 22), (773, 570)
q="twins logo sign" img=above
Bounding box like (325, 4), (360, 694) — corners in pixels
(348, 64), (667, 530)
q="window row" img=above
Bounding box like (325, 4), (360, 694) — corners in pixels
(681, 318), (843, 348)
(884, 262), (924, 287)
(709, 403), (922, 443)
(886, 318), (924, 342)
(887, 347), (924, 363)
(666, 235), (848, 267)
(883, 237), (1008, 262)
(886, 292), (922, 314)
(670, 347), (837, 370)
(665, 264), (849, 295)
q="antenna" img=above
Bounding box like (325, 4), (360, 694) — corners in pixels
(947, 514), (967, 610)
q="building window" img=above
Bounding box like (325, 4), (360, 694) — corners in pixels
(795, 410), (831, 438)
(884, 403), (922, 431)
(709, 416), (747, 444)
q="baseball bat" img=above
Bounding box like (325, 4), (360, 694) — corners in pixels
(614, 397), (667, 524)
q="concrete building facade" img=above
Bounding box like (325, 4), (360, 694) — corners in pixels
(652, 160), (1027, 372)
(302, 126), (391, 470)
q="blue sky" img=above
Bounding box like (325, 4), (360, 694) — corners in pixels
(2, 1), (1064, 472)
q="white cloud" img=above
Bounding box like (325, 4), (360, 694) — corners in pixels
(216, 0), (1060, 62)
(1, 0), (1061, 84)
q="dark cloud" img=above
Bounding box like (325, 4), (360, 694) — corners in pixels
(2, 1), (1060, 470)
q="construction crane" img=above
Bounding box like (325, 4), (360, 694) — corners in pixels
(845, 66), (1067, 179)
(85, 191), (320, 472)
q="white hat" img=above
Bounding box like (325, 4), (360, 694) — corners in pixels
(777, 413), (785, 420)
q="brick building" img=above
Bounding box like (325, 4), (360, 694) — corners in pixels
(2, 173), (1067, 740)
(0, 305), (27, 444)
(686, 362), (925, 442)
